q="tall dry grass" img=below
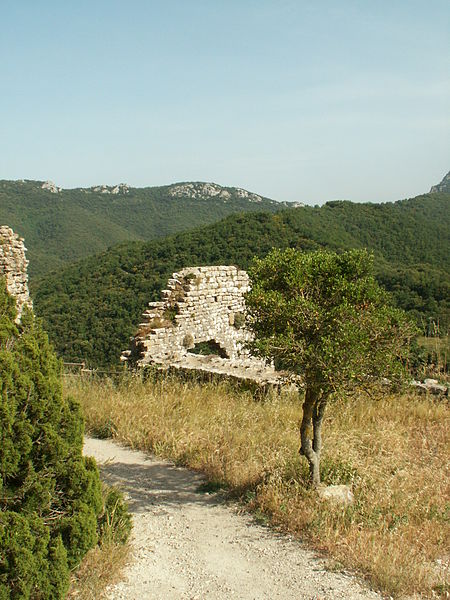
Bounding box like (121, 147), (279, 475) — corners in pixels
(68, 481), (131, 599)
(417, 335), (449, 382)
(68, 543), (129, 600)
(66, 373), (449, 598)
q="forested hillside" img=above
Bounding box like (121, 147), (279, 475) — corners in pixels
(33, 192), (450, 367)
(0, 179), (288, 278)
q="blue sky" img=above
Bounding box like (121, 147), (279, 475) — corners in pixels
(1, 1), (449, 203)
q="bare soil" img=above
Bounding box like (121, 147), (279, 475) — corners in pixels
(84, 436), (382, 600)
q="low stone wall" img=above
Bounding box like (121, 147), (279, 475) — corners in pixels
(0, 226), (32, 321)
(122, 266), (281, 384)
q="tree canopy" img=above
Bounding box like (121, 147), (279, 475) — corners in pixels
(245, 248), (416, 486)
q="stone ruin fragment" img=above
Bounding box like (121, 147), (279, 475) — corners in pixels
(122, 265), (449, 396)
(122, 265), (281, 386)
(0, 226), (32, 322)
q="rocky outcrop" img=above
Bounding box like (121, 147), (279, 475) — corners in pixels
(410, 378), (448, 396)
(318, 485), (354, 506)
(0, 226), (32, 321)
(168, 182), (265, 203)
(430, 170), (450, 193)
(166, 182), (305, 208)
(91, 183), (130, 194)
(122, 266), (281, 385)
(41, 180), (61, 193)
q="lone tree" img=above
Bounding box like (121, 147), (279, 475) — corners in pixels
(245, 248), (415, 487)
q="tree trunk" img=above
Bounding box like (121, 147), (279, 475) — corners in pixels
(312, 396), (327, 478)
(299, 385), (322, 487)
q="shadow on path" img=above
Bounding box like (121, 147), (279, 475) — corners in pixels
(94, 456), (220, 514)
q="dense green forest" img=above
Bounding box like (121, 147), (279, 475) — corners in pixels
(0, 180), (287, 278)
(32, 192), (450, 367)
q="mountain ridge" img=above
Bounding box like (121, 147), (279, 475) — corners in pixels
(6, 178), (297, 204)
(32, 191), (450, 366)
(2, 171), (448, 282)
(0, 179), (295, 278)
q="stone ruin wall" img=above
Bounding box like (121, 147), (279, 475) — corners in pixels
(0, 226), (32, 321)
(122, 266), (280, 385)
(121, 267), (449, 395)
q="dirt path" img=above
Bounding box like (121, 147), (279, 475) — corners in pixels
(84, 437), (381, 600)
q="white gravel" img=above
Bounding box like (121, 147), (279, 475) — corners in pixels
(84, 437), (382, 600)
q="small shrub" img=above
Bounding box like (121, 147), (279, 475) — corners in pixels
(138, 316), (173, 333)
(233, 312), (245, 329)
(182, 333), (194, 349)
(188, 340), (228, 358)
(90, 418), (117, 440)
(97, 484), (132, 546)
(163, 305), (179, 323)
(320, 456), (359, 486)
(182, 272), (200, 287)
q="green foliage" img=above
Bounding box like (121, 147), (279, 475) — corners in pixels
(163, 306), (179, 323)
(0, 280), (104, 599)
(97, 484), (132, 546)
(244, 249), (416, 485)
(245, 248), (415, 389)
(412, 335), (449, 376)
(32, 192), (450, 367)
(232, 312), (246, 329)
(0, 511), (71, 600)
(188, 340), (228, 358)
(0, 180), (283, 279)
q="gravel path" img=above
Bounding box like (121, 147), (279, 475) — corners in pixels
(84, 437), (381, 600)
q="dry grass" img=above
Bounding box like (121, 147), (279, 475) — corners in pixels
(417, 335), (449, 382)
(68, 542), (130, 600)
(65, 373), (449, 598)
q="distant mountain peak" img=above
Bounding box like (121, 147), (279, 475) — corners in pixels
(88, 183), (130, 195)
(38, 180), (131, 195)
(16, 177), (305, 206)
(430, 171), (450, 193)
(41, 180), (61, 194)
(167, 182), (267, 203)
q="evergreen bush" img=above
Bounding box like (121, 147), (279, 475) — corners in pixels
(0, 279), (103, 599)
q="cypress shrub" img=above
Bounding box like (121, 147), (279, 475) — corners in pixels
(0, 279), (102, 599)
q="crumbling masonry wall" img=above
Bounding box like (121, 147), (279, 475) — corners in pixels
(0, 226), (32, 321)
(122, 266), (280, 384)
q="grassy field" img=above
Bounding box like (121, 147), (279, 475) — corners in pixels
(66, 374), (449, 598)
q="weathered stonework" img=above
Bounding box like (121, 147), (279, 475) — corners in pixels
(123, 267), (449, 395)
(0, 226), (32, 321)
(122, 266), (281, 385)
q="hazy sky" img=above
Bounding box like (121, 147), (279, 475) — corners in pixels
(1, 1), (449, 204)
